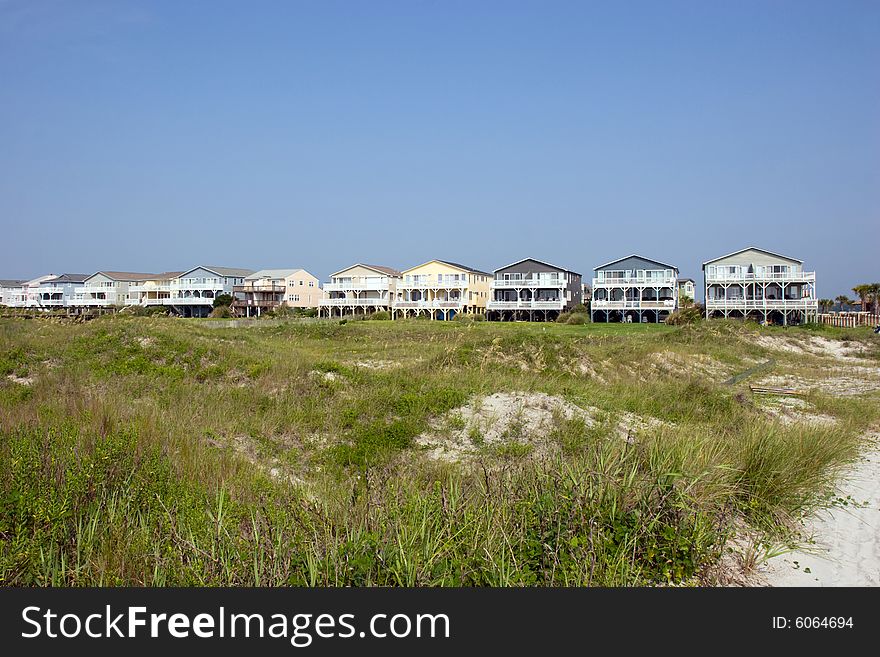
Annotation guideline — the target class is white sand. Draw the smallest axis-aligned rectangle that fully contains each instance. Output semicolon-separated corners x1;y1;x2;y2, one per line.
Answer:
757;434;880;586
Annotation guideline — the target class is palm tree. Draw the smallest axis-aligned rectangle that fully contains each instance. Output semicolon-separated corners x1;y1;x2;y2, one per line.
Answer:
852;284;870;312
818;298;834;314
868;283;880;315
835;295;851;312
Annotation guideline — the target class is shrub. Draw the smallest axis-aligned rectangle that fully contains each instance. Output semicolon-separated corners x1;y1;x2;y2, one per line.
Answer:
213;294;233;309
370;311;391;321
556;312;571;323
566;312;588;325
570;303;588;314
666;306;702;325
452;313;485;322
209;305;232;318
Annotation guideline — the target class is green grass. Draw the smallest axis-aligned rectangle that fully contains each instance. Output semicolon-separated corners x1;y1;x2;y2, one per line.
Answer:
0;315;878;586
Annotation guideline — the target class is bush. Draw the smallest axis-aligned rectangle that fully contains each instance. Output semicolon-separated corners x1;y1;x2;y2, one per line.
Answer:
570;303;588;314
566;312;588;325
556;312;571;323
213;294;233;309
452;313;485;322
666;306;702;325
370;311;391;321
209;305;232;318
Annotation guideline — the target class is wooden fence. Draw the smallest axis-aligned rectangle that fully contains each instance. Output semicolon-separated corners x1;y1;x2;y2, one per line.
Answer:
818;312;880;328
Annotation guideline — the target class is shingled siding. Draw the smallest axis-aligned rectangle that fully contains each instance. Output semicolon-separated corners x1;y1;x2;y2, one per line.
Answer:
494;259;582;307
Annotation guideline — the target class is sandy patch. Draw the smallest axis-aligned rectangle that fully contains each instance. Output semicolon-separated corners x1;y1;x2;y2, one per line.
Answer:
754;334;872;364
6;374;33;386
649;351;734;379
136;336;157;348
350;359;397;370
417;391;671;461
209;434;306;487
754;431;880;586
761;397;838;427
754;372;880;397
309;370;341;382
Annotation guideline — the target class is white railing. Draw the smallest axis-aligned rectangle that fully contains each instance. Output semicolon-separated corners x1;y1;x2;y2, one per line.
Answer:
393;300;466;309
592;299;676;310
80;286;117;295
487;300;565;310
77;298;116;306
593;277;677;287
491;278;565;289
399;280;468;289
323;282;391;293
706;298;818;309
171;283;227;292
319;298;391;307
706;271;816;283
167;296;214;305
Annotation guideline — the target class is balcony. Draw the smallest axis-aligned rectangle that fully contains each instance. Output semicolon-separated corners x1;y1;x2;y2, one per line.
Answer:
487;300;565;310
593;277;677;287
167;296;214;305
706;298;818;309
80;286;116;296
393;300;465;309
323;282;391;293
77;298;115;306
399;280;467;290
320;298;391;307
233;284;286;293
491;278;565;289
592;299;676;310
232;299;283;308
706;271;816;283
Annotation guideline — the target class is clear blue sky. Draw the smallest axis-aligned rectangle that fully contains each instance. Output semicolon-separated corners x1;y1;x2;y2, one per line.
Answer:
1;0;878;297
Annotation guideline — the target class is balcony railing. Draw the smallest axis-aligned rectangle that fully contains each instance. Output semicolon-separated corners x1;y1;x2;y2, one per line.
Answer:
233;284;286;293
706;271;816;283
592;299;676;310
80;286;117;295
319;298;391;307
393;300;465;309
491;278;565;289
323;282;392;292
487;300;565;310
399;280;468;289
593;277;677;287
232;299;283;307
706;298;818;309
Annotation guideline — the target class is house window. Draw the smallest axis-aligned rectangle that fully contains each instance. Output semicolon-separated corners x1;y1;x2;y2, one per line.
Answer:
308;281;314;287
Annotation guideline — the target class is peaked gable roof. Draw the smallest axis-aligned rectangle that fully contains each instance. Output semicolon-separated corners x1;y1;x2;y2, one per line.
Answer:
330;263;402;278
493;257;581;276
90;271;158;282
402;259;492;276
594;254;678;271
43;273;90;284
701;246;803;268
246;268;304;280
178;265;256;278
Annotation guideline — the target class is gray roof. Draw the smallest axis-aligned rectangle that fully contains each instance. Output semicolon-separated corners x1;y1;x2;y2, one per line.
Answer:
90;271;158;281
180;265;256;278
594;254;678;271
43;273;90;284
435;260;493;277
493;257;582;277
679;277;696;284
701;246;803;267
246;268;304;280
330;263;402;278
0;279;26;287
